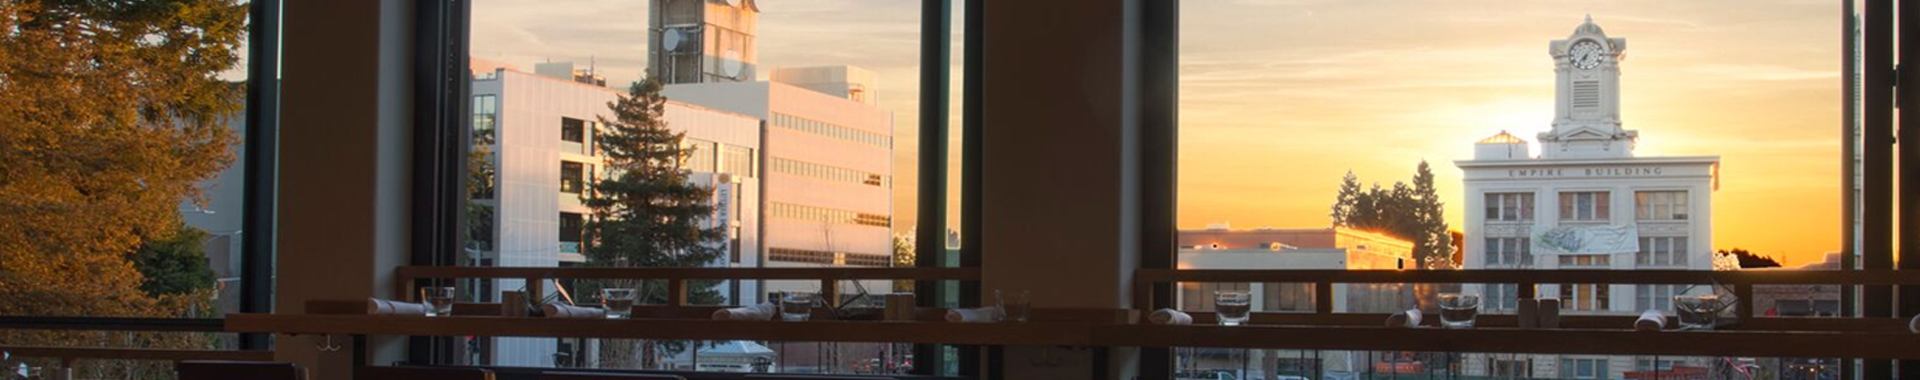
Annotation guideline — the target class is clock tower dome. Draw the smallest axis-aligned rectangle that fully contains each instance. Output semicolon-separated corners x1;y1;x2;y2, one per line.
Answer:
1541;15;1636;159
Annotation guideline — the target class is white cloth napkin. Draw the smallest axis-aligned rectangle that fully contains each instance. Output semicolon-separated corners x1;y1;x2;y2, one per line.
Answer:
1386;309;1422;328
1909;314;1919;333
542;302;607;319
944;306;1003;323
1635;309;1667;332
1147;309;1192;325
712;303;777;321
366;298;430;316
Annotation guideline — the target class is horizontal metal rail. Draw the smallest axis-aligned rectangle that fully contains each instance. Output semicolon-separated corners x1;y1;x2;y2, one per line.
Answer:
0;317;226;332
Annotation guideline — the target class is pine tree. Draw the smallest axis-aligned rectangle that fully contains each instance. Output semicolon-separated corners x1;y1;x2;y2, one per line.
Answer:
1331;171;1362;225
583;78;727;302
1409;161;1453;269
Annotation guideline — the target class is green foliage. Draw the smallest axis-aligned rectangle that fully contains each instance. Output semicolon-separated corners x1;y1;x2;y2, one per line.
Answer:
582;78;727;304
1716;248;1782;268
1331;161;1454;269
131;223;218;296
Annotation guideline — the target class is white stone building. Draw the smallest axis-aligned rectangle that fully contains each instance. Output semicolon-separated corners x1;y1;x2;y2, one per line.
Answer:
1453;17;1720;379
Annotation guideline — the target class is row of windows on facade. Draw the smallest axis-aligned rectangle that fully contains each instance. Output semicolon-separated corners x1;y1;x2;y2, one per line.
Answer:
769;157;888;188
1483;236;1690;268
767;247;892;266
1485;191;1689;222
771;112;890;148
554;211;744;263
767;202;891;228
682;138;758;178
1484;357;1686;379
1484;283;1695;314
558;154;754;195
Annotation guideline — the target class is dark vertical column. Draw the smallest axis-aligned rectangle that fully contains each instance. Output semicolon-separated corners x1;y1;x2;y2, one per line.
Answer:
959;0;987;377
239;0;282;352
914;0;954;376
410;0;471;366
1841;0;1859;319
1137;0;1178;379
1896;0;1920;375
1862;0;1895;378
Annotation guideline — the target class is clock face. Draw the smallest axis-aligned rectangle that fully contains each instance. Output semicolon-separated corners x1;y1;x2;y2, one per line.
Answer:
1570;40;1604;70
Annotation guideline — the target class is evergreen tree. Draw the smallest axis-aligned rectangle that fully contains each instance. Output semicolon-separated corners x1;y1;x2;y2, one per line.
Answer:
583;78;727;303
1327;162;1455;269
130;224;218;296
1409;161;1453;269
1331;171;1362;225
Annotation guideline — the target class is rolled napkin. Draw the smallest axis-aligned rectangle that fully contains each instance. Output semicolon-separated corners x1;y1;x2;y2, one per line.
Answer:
542;302;607;319
1634;309;1667;332
367;298;430;316
712;303;777;321
1910;313;1919;333
1147;309;1192;325
1385;308;1422;328
944;306;1004;323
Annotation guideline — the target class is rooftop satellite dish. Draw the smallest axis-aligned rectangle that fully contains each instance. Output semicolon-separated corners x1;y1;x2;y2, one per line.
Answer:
662;28;685;52
721;50;746;79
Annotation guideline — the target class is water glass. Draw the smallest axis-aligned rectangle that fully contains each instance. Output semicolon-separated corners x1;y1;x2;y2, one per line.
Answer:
1673;294;1724;330
600;288;637;319
996;289;1031;322
780;292;816;321
1213;291;1252;326
419;286;456;317
1439;293;1481;329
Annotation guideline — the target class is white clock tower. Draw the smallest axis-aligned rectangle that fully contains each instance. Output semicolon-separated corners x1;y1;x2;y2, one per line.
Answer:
1541;15;1636;159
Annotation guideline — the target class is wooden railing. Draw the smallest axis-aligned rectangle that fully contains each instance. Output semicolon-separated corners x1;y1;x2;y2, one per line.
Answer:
0;317;273;366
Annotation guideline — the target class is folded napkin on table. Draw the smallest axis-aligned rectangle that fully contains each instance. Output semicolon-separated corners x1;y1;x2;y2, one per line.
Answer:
944;306;1003;323
1147;309;1192;325
712;303;777;321
1634;309;1667;332
367;298;430;316
542;303;606;319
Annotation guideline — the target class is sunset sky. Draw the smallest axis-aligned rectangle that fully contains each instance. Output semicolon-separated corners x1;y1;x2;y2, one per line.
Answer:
472;0;1852;266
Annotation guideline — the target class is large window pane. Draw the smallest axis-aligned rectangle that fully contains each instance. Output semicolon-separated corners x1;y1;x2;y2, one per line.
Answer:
1178;1;1851;378
465;0;959;374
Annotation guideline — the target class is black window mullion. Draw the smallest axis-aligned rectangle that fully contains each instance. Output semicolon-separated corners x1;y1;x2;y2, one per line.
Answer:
238;0;283;351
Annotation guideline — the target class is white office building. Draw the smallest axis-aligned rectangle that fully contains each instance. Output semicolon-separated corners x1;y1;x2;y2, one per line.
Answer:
1454;17;1720;379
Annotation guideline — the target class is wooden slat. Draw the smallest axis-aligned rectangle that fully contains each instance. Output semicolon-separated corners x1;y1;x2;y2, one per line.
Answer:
1094;324;1920;360
0;346;274;362
396;266;980;281
224;314;1089;346
1181;311;1912;332
1136;269;1920;285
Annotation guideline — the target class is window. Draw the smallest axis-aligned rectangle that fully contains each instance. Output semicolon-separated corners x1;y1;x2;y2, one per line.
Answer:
683;139;717;173
473;95;498;145
1179;282;1251;312
1634;357;1682;372
1491;359;1530;377
561;117;586;143
720;144;755;178
1560;358;1609;379
1634;191;1689;220
1485;283;1521;311
1486;192;1534;221
771;157;889;188
1558;254;1610;267
1561;284;1611;312
1636;284;1680;312
1559;191;1610;221
769;202;892;228
1262;282;1315;312
1635;237;1688;267
559;213;584;254
560;161;586;194
1484;237;1532;267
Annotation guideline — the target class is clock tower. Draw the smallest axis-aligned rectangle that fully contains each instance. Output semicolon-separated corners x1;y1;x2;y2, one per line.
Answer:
1541;15;1636;159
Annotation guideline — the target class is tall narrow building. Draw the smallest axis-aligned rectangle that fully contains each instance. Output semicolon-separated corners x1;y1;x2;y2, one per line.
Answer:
649;0;759;84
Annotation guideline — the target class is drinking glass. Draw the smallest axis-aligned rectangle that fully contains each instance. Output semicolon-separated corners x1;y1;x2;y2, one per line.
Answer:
601;288;637;319
1673;294;1724;330
780;292;816;321
996;289;1031;322
1439;293;1481;329
1213;291;1252;326
419;286;455;317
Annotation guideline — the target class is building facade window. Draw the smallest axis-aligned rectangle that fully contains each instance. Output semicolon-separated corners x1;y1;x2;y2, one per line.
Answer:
1635;236;1688;267
473;95;497;145
767;247;890;266
1491;359;1530;377
1485;237;1533;267
683;139;717;173
1634;190;1689;220
768;202;890;227
1561;284;1610;312
1485;283;1520;311
772;112;891;148
559;212;584;254
1560;358;1609;379
720;144;755;178
1558;254;1610;267
560;161;586;194
1486;192;1535;221
561;117;586;143
1262;282;1314;312
1635;284;1680;312
771;157;890;188
1178;282;1250;312
1559;191;1611;221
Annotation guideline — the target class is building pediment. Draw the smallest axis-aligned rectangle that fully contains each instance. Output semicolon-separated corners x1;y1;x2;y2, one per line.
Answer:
1539;125;1635;142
